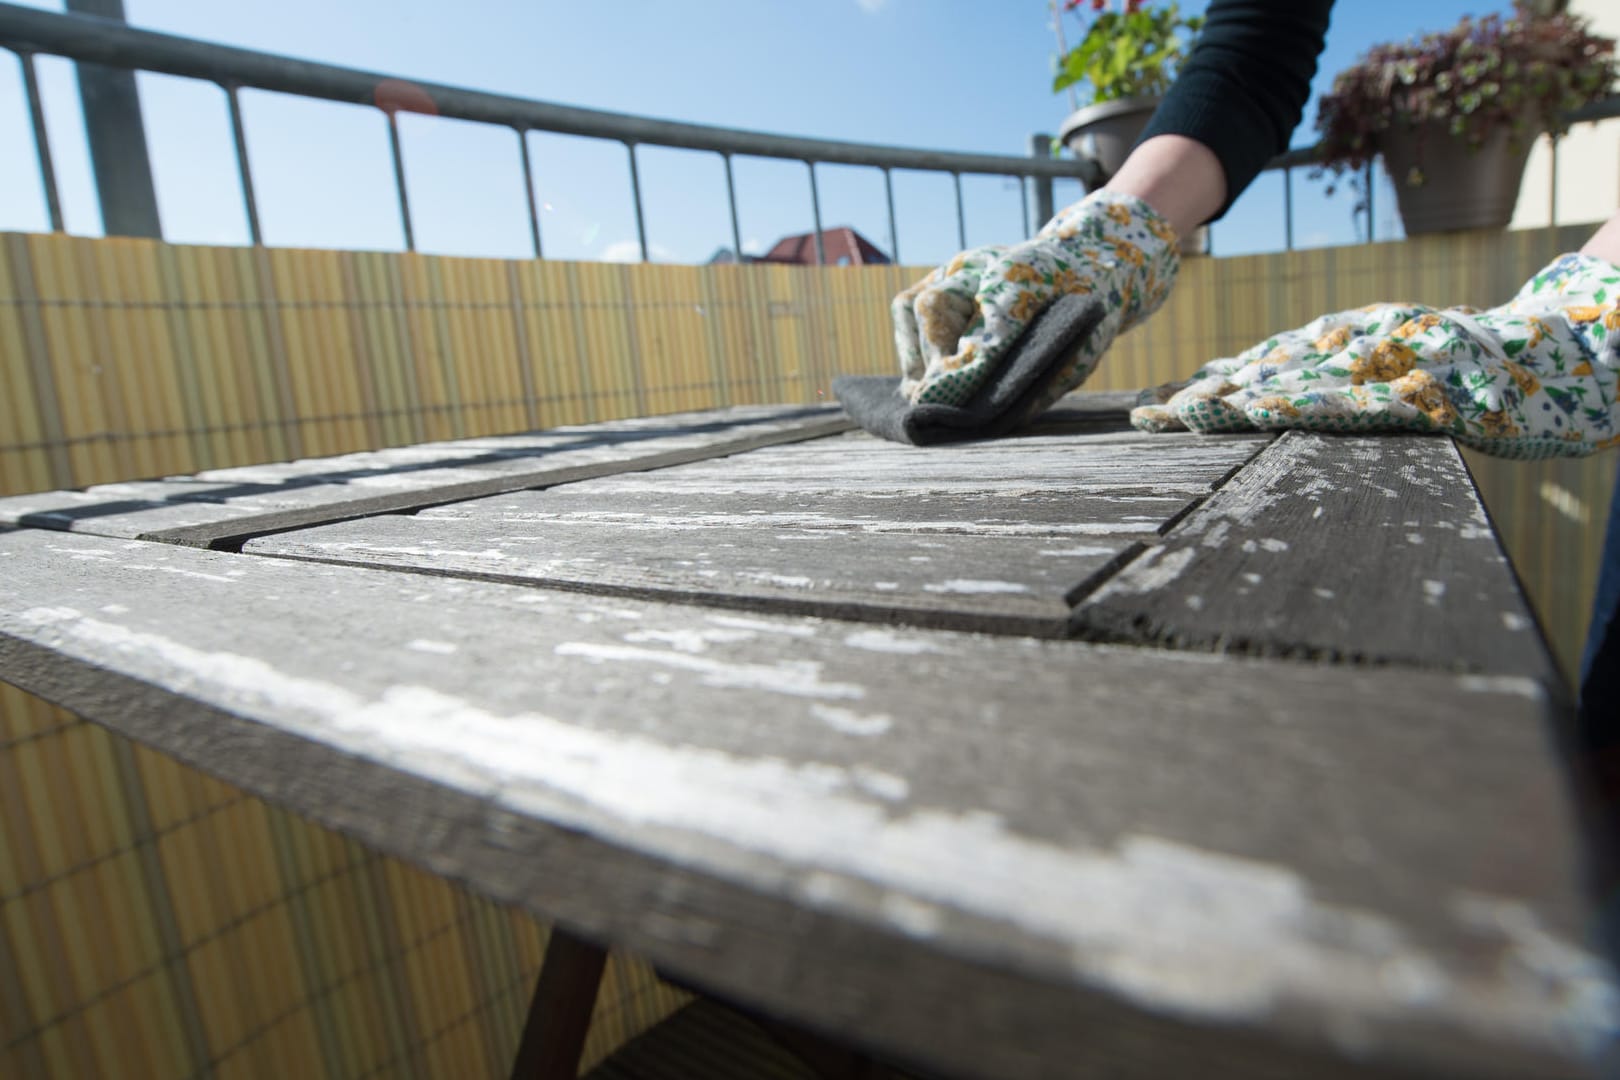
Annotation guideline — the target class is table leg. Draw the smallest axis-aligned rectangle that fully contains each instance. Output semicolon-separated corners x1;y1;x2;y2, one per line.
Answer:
509;928;608;1080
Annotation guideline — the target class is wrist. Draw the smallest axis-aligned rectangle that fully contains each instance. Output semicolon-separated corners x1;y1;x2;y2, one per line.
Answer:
1103;134;1226;240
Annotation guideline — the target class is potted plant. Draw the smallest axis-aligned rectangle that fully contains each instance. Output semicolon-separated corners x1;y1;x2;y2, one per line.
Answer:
1053;0;1204;181
1314;2;1617;234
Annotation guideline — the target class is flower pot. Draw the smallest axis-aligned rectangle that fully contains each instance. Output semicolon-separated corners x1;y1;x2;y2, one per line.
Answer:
1058;96;1161;185
1380;121;1540;234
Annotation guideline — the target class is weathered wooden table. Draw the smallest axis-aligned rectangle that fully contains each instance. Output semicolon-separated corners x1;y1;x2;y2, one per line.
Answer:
1;393;1613;1078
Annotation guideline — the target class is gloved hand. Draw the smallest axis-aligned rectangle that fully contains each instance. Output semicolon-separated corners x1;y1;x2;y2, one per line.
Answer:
891;190;1182;418
1132;253;1620;459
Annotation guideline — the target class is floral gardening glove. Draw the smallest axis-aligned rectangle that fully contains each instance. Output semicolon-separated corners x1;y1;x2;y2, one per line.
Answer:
892;190;1181;417
1131;253;1620;459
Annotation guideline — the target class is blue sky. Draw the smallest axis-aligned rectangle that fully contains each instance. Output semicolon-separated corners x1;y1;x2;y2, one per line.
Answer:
0;0;1505;264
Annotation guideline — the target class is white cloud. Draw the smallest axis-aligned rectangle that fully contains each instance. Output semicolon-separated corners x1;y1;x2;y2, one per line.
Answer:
599;239;677;263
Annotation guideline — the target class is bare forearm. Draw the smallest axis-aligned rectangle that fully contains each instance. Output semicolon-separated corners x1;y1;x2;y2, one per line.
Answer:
1103;135;1227;240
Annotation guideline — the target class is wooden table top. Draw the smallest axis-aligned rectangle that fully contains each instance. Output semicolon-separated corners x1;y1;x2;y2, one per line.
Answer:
0;393;1611;1079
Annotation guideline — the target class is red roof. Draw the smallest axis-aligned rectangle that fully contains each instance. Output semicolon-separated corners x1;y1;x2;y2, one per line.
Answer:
759;227;890;266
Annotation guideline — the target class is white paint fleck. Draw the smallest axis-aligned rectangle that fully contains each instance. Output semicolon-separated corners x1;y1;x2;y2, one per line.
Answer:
740;573;813;589
922;580;1030;595
1406;533;1425;545
1258;538;1289;553
1456;675;1545;701
1242;573;1262;586
623;627;756;653
907;556;932;563
872;582;900;591
1313;506;1325;519
810;705;893;737
99;604;130;615
1314;588;1336;600
1109;547;1195;594
1422;580;1446;606
1185;595;1204;612
1502;612;1531;632
707;615;815;637
407;639;458;655
853;767;909;802
1037;546;1116;558
842;630;942;655
554;642;863;700
881;893;944;939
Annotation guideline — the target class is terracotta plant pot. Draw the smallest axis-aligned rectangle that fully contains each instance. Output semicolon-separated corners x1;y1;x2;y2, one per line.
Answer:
1380;121;1540;234
1058;96;1161;183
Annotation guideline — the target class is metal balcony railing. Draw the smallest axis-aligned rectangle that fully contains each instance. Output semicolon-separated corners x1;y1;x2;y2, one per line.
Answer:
3;1;1618;262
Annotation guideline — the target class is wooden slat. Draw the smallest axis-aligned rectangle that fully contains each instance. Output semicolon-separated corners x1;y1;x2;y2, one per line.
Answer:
243;512;1138;636
244;422;1265;634
0;406;848;548
1070;431;1562;688
0;529;1604;1080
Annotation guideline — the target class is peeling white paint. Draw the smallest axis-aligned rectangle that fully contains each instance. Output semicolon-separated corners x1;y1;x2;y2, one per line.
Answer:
1456;675;1545;701
1037;546;1118;558
1314;588;1336;600
881;893;944;939
842;630;942;655
407;639;458;655
922;580;1030;595
1108;547;1195;594
624;627;756;653
1502;612;1531;632
706;615;815;637
738;573;813;589
1185;595;1204;612
10;602;1613;1057
810;704;893;737
1423;581;1447;606
555;642;864;700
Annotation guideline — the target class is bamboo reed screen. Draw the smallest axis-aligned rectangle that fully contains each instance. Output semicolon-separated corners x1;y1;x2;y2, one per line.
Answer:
1;222;1612;1078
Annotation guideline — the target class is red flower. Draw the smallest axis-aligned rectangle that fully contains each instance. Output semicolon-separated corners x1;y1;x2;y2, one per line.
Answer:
1091;0;1107;10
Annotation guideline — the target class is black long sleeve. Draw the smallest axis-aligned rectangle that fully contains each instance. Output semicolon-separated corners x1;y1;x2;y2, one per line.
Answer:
1137;0;1334;220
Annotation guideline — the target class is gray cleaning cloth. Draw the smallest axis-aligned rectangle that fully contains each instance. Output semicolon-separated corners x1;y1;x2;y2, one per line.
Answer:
832;293;1107;445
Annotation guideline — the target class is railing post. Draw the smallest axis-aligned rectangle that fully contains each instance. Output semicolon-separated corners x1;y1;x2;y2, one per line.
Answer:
951;171;967;250
722;152;743;264
883;167;900;264
1029;133;1054;231
65;0;161;237
517;128;543;259
224;83;262;245
625;141;648;263
17;50;63;232
385;110;415;251
1018;173;1030;241
1283;166;1293;252
806;161;824;265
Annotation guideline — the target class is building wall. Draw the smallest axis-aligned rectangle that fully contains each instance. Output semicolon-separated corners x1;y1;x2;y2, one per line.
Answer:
1510;0;1620;230
2;222;1615;1077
